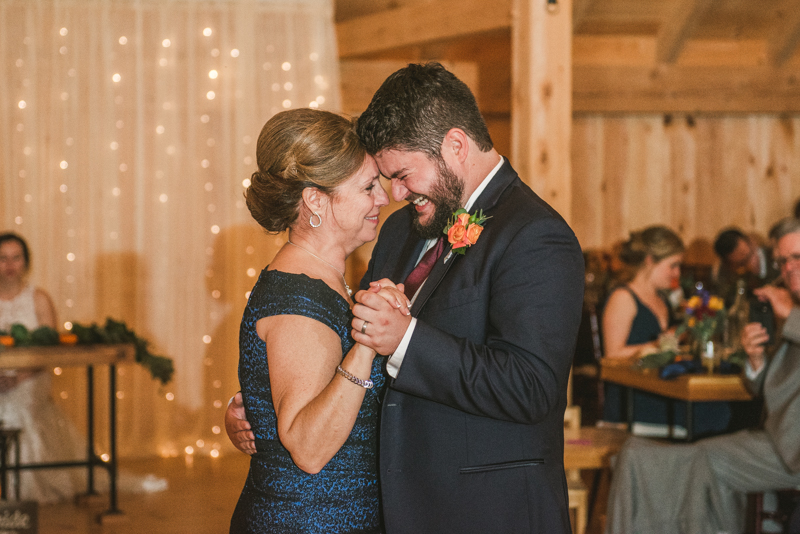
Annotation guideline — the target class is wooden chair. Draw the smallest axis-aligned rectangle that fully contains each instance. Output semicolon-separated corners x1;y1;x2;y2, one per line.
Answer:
746;489;800;534
564;404;589;534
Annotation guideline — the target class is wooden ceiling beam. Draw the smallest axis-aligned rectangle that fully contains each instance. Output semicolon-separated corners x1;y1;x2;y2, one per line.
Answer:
574;35;767;67
573;65;800;113
767;7;800;66
655;0;714;64
336;0;512;58
573;0;595;29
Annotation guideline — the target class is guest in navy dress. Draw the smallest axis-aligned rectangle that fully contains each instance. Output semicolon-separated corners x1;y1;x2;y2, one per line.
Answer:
601;225;730;438
229;109;392;533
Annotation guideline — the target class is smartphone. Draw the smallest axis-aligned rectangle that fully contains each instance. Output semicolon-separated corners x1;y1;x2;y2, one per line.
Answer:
748;297;775;346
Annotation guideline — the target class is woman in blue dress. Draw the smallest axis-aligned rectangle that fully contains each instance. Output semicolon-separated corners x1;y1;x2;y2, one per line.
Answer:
601;226;730;438
230;109;393;533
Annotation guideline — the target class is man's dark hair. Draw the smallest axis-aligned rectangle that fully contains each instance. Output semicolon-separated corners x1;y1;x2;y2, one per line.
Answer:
356;62;493;158
713;228;747;260
0;232;30;270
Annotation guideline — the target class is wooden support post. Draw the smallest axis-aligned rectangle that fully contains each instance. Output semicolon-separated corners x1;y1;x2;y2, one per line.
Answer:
511;0;573;222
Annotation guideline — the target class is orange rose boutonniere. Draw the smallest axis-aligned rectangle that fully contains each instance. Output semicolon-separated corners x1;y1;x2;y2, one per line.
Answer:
444;208;490;255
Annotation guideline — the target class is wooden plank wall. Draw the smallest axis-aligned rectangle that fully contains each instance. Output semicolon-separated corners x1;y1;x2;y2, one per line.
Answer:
571;114;800;260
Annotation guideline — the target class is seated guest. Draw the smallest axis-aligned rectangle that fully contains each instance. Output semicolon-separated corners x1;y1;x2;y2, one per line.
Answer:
713;227;779;304
0;232;86;501
602;226;730;437
0;232;166;501
605;217;800;534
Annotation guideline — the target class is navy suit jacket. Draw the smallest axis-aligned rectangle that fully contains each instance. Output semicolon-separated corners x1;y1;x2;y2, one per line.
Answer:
361;160;585;533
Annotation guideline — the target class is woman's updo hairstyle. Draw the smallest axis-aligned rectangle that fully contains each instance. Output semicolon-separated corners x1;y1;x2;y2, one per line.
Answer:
245;108;367;233
619;225;684;268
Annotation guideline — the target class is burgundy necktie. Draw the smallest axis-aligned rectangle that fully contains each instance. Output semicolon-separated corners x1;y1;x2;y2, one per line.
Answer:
403;237;445;299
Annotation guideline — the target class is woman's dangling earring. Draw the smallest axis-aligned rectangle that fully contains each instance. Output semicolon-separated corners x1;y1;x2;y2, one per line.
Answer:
310;212;322;228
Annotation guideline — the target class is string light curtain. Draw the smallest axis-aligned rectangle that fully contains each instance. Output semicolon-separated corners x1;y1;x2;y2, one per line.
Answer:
0;0;340;458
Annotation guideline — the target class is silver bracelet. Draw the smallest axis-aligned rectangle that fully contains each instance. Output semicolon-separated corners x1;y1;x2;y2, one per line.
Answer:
336;365;373;389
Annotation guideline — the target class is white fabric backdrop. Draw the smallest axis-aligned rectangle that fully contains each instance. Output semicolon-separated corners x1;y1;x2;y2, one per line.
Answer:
0;0;340;457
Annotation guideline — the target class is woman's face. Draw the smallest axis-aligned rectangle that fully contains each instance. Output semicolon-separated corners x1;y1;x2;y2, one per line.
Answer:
649;252;683;290
329;155;389;247
0;240;28;283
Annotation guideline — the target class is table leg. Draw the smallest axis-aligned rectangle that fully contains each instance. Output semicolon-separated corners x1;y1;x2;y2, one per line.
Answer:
13;434;20;501
626;387;634;430
101;363;123;518
1;434;7;500
666;398;675;439
86;365;96;494
686;401;694;442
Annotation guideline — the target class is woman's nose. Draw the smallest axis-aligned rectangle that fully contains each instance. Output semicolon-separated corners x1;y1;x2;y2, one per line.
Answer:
376;184;390;207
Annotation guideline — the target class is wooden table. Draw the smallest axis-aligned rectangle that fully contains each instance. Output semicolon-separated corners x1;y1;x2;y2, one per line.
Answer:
0;344;133;518
564;426;629;471
600;360;753;441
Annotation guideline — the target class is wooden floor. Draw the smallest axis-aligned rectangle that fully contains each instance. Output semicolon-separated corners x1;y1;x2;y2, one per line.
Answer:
35;454;609;533
38;454;251;534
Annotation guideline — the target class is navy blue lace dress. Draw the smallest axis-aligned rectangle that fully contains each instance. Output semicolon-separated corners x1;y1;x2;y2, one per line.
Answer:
230;269;384;534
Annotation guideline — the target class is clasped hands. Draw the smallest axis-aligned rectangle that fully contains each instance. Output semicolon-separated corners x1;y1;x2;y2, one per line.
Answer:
350;278;413;356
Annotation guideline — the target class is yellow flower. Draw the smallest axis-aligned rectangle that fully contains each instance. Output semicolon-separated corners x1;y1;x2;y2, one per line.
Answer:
687;296;702;309
688;317;696;328
708;296;724;311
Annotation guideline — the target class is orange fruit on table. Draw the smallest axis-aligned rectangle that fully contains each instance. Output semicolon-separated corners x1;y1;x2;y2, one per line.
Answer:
0;335;14;347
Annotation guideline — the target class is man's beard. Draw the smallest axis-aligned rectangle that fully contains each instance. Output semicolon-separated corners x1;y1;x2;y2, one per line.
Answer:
411;158;465;239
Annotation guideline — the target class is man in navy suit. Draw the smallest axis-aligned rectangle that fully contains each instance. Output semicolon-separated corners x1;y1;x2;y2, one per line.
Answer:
227;63;584;533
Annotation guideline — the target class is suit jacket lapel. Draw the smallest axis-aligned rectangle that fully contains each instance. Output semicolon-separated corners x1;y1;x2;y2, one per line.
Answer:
411;159;518;315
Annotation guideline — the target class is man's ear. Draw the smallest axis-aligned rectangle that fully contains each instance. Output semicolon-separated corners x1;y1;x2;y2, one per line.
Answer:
442;128;469;165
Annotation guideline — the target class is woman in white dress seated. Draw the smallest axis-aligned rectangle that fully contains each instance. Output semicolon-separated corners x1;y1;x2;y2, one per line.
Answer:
0;232;91;502
0;232;167;503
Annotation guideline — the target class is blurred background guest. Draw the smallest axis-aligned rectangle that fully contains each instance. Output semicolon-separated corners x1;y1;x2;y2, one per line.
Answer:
0;232;86;502
605;217;800;534
0;232;167;502
601;225;730;437
713;227;779;305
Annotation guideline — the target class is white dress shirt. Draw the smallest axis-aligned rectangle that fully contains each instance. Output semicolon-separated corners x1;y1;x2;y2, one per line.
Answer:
386;155;504;378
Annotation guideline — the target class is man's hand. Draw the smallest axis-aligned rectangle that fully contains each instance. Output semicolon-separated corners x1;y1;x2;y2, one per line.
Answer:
753;285;794;320
367;279;411;316
225;392;256;455
352;286;412;355
741;322;769;372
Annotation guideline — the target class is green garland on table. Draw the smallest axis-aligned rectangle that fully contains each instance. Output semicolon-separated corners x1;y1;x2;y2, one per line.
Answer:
639;348;748;370
0;318;174;385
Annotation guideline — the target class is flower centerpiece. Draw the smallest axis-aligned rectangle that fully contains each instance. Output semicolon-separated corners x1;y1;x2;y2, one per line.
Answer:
676;289;727;364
